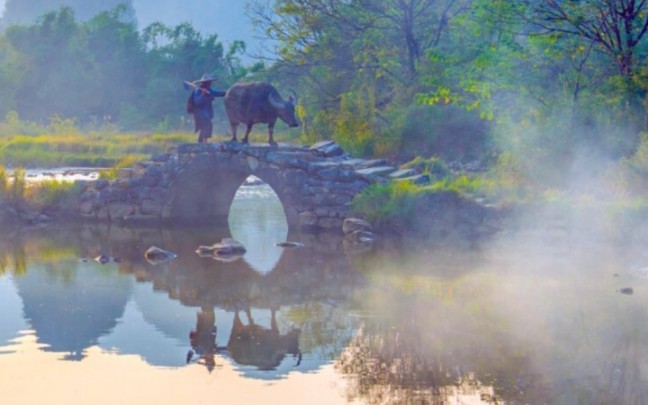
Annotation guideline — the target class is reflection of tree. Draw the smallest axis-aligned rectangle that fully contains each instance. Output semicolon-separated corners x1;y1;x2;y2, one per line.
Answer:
0;236;28;276
584;305;648;405
336;240;648;405
336;327;502;405
0;227;133;361
16;265;132;360
283;302;356;361
0;227;86;277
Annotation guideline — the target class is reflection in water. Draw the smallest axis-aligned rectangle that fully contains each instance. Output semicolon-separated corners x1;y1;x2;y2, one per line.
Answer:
225;308;302;370
228;179;288;273
16;263;132;360
0;276;28;352
1;197;648;403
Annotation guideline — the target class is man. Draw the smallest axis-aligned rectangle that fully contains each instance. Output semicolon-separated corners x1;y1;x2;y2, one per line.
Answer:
188;74;226;143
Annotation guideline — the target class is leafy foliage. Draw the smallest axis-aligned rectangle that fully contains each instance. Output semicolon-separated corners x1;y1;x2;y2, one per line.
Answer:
2;1;648;203
0;6;257;131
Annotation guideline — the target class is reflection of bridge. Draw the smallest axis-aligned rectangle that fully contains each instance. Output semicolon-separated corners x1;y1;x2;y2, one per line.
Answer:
77;141;420;230
109;225;365;374
110;226;364;310
3;225;364;373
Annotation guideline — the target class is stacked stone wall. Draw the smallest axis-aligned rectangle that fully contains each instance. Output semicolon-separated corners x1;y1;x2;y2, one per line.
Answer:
76;141;413;231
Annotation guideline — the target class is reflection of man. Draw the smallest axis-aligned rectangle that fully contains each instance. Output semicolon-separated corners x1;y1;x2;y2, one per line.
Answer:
187;74;226;143
187;307;217;372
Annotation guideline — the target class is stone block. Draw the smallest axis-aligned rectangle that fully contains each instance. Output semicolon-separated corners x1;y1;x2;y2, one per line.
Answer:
355;166;397;177
299;211;318;227
109;203;135;219
141;199;162;216
317;217;343;229
388;168;416;179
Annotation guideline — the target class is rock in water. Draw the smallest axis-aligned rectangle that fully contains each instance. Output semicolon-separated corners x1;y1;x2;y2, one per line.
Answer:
196;238;246;258
144;246;177;264
275;241;304;248
618;287;634;295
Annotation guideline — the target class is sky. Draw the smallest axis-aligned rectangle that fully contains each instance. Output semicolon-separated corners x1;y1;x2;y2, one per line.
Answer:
132;0;273;58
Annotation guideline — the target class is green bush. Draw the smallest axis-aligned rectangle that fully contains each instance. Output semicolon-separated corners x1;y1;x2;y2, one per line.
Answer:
351;181;422;231
332;89;378;157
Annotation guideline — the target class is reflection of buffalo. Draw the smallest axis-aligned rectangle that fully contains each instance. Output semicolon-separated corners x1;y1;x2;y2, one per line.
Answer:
187;307;302;372
227;308;302;370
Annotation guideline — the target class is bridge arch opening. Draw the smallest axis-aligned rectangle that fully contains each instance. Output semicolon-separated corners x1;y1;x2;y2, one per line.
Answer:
228;175;288;274
166;159;297;229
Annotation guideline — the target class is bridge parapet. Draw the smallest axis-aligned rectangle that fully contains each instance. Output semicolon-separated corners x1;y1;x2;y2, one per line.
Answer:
76;141;419;231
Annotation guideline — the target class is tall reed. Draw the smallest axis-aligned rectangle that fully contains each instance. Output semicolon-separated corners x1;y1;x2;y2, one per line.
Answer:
10;167;26;202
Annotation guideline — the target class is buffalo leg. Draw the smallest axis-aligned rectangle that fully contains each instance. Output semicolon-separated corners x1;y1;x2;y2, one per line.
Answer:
242;123;253;144
268;124;277;146
230;122;238;142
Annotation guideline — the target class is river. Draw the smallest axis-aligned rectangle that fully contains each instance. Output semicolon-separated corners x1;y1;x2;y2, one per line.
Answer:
0;180;647;404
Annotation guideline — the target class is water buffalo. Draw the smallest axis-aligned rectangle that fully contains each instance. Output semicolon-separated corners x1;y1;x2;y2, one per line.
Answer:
224;82;299;146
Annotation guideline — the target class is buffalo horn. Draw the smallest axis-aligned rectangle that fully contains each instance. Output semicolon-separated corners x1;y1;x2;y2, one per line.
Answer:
288;89;298;104
268;91;285;109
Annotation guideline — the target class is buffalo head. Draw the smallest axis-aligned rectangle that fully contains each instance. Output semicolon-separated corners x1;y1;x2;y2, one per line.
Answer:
269;90;300;128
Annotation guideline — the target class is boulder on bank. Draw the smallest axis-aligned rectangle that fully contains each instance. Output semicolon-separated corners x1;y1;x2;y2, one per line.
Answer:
342;218;375;255
343;217;373;234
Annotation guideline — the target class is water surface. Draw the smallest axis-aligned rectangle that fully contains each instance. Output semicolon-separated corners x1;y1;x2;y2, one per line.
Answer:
1;184;647;404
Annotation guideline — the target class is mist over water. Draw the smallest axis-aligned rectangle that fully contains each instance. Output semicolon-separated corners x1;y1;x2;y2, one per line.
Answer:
1;178;647;403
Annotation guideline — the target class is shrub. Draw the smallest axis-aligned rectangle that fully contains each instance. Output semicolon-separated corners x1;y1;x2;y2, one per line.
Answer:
26;179;79;209
332;89;377;157
351;181;422;231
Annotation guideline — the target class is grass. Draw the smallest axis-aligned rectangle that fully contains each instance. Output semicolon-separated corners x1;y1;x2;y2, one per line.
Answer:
351;177;486;233
100;155;142;180
0;163;84;214
0;132;198;168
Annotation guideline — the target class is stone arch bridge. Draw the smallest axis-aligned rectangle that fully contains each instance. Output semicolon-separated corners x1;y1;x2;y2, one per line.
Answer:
77;141;424;231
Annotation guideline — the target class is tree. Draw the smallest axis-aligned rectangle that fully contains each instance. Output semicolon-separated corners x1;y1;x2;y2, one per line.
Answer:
4;7;92;121
524;0;648;80
82;5;146;124
0;37;27;117
249;0;482;160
